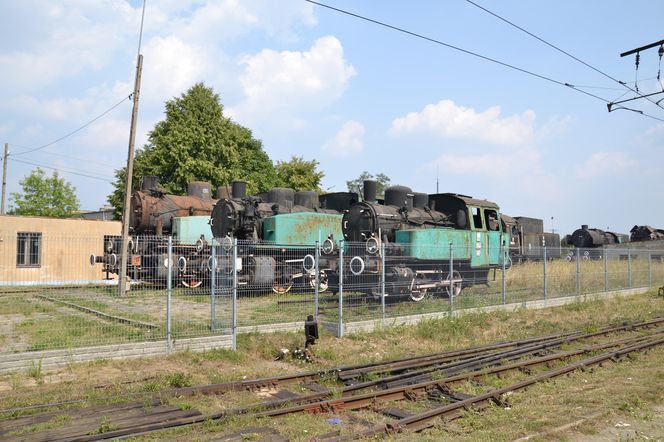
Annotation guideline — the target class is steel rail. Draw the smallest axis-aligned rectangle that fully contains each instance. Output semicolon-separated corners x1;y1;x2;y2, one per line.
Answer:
3;317;663;424
58;330;664;441
340;336;664;440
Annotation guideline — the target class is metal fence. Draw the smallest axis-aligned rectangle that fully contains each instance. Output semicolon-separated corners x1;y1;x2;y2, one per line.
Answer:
1;232;663;354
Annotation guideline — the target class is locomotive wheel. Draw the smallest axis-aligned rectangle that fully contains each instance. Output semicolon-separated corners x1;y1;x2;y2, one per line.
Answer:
409;273;431;302
308;271;329;292
272;280;293;294
445;270;462;298
182;279;203;288
409;288;427;302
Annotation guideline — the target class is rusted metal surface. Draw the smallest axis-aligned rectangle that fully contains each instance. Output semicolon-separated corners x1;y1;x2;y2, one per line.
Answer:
130;190;217;234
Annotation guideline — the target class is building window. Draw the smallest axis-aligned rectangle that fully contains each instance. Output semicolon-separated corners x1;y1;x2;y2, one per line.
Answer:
17;232;41;267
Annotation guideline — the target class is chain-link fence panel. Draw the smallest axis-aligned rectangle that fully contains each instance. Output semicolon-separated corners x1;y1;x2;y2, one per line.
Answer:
230;240;319;328
0;233;167;353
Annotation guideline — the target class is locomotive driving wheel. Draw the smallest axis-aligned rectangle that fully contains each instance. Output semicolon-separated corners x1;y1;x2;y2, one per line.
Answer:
308;270;329;292
445;270;462;298
272;279;293;294
409;273;429;302
182;278;203;288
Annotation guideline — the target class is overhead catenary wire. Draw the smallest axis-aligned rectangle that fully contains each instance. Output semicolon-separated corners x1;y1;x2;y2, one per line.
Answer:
305;0;664;122
463;0;664;112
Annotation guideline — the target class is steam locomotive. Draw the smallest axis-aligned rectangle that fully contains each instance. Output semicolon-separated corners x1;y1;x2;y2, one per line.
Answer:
501;215;561;263
319;180;510;301
208;183;357;293
91;177;219;287
92;176;359;292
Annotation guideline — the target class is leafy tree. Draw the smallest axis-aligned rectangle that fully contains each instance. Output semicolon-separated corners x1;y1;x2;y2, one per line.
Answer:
346;171;391;200
9;168;80;217
275;156;324;192
108;83;278;217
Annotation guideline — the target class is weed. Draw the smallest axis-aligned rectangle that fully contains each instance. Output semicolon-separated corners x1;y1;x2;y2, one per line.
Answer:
95;416;118;434
165;372;193;388
27;359;43;384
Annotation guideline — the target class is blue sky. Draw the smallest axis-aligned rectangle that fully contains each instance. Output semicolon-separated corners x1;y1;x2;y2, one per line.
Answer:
1;0;662;236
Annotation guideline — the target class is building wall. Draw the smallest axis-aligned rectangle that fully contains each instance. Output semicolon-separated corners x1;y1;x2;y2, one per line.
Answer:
0;215;121;285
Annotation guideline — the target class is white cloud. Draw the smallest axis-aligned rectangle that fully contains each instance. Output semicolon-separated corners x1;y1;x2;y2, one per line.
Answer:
140;36;210;103
228;36;356;128
322;121;365;157
390;100;536;146
171;0;316;43
575;152;638;179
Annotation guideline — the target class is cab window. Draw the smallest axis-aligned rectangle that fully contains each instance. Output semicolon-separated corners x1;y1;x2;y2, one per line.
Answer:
471;207;483;230
484;209;500;231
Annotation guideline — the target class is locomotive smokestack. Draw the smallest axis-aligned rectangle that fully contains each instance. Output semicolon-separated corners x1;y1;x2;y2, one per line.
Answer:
141;175;159;191
582;224;588;230
363;180;377;203
231;181;247;199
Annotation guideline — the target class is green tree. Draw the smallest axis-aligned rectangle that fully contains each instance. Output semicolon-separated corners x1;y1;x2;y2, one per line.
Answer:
108;83;278;217
9;168;80;217
275;156;324;192
346;171;391;200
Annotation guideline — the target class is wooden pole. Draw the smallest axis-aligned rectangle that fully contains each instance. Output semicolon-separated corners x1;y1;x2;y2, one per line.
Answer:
1;143;8;214
119;54;143;296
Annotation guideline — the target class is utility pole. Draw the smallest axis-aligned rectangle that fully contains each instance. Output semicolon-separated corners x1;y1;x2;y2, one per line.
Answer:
1;143;7;215
118;54;144;296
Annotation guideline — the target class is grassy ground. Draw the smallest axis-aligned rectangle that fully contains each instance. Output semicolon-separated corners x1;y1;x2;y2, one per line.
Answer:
1;258;663;352
0;290;663;441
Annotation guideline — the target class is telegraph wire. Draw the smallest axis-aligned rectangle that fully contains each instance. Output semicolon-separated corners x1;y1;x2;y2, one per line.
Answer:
11;94;132;157
10;156;116;179
305;0;664;122
8;143;125;169
9;158;114;183
463;0;664;112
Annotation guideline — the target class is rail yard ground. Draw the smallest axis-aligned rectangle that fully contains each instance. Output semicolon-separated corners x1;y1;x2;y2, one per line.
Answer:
1;290;664;441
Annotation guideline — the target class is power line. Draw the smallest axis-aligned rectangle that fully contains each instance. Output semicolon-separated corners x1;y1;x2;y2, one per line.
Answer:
8;143;124;169
11;95;131;157
463;0;664;113
305;0;664;122
9;158;115;183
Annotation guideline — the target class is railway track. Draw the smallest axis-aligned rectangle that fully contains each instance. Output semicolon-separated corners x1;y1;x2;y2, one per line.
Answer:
2;317;663;441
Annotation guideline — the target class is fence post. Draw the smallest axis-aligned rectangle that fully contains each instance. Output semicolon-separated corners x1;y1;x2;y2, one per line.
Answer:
314;241;320;320
210;240;216;331
449;243;454;312
604;249;609;293
627;249;632;289
576;248;581;296
338;240;344;338
501;240;506;305
648;251;652;288
380;242;386;325
543;247;548;301
232;238;238;350
166;236;173;351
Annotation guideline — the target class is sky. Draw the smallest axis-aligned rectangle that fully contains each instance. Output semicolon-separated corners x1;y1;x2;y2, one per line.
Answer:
0;0;663;236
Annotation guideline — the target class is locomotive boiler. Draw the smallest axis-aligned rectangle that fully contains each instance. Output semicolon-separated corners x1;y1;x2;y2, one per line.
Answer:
567;224;630;260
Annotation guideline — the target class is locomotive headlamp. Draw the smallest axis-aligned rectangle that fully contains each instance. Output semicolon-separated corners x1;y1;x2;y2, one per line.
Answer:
366;237;379;255
177;256;187;272
220;235;233;252
322;238;335;254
